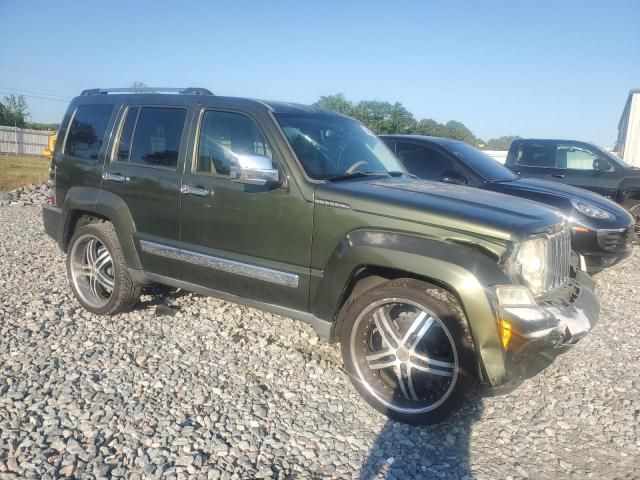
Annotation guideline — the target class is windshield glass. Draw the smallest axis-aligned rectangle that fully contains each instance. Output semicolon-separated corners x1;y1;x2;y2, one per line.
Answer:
444;142;518;182
274;113;403;180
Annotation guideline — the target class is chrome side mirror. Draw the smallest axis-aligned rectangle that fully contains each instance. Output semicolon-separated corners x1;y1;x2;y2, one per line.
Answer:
229;154;280;186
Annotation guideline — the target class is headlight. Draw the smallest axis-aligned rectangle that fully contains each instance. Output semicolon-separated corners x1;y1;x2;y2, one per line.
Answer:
570;199;613;220
515;237;548;295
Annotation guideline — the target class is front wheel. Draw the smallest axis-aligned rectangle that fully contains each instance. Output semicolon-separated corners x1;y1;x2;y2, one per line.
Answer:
624;200;640;242
340;278;477;424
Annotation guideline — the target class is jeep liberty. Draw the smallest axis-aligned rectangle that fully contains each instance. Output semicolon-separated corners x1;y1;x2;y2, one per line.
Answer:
43;88;599;424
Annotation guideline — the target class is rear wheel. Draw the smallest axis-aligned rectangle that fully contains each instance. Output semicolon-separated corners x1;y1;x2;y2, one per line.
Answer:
340;278;477;425
67;222;141;314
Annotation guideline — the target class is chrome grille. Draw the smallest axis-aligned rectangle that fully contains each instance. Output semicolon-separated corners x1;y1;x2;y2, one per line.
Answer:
545;228;571;292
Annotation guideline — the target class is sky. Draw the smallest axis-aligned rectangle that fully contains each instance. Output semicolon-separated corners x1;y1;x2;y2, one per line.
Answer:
1;0;638;147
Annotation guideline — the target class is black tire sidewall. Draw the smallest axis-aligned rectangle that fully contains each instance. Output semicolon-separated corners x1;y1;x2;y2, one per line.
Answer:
340;280;477;425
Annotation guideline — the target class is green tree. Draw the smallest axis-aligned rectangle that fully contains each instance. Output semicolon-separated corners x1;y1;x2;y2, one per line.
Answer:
315;93;354;116
485;135;520;150
315;93;483;145
1;94;29;127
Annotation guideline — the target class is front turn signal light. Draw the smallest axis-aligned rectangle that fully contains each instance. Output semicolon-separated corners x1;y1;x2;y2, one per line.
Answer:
500;319;512;349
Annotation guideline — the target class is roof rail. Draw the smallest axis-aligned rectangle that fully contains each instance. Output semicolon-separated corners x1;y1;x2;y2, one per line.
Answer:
80;87;214;96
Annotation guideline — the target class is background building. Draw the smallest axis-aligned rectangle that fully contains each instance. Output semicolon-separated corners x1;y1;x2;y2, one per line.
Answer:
616;89;640;166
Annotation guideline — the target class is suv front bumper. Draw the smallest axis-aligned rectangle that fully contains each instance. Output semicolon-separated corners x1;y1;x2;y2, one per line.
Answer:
486;270;599;394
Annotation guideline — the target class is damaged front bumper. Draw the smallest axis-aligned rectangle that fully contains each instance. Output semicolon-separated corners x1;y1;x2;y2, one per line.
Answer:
485;270;599;394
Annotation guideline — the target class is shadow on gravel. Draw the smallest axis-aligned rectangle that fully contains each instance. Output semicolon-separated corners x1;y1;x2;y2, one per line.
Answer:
359;396;483;479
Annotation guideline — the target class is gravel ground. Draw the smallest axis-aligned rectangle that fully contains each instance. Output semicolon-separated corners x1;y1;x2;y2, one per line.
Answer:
1;204;639;479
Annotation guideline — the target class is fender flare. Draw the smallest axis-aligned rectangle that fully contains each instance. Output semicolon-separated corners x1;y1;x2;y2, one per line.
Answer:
61;187;142;269
313;229;510;385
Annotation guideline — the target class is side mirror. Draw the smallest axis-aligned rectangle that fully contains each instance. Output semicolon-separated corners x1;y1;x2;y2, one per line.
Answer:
593;158;612;172
230;154;281;187
441;171;468;185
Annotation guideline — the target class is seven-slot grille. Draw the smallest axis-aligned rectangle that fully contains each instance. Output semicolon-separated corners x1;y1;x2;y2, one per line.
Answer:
545;227;572;292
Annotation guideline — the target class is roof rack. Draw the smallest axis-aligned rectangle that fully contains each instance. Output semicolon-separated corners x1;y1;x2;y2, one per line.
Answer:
80;87;214;96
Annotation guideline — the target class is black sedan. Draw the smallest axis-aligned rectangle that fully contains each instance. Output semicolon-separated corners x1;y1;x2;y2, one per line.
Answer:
381;135;634;273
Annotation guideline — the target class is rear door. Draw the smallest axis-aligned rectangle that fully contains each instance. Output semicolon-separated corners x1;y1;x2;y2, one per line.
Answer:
508;141;559;180
102;103;190;278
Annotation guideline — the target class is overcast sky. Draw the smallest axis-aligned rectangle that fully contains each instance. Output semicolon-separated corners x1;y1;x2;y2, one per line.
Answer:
1;0;638;146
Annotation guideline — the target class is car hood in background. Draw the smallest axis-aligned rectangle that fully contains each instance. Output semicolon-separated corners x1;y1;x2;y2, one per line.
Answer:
488;178;633;228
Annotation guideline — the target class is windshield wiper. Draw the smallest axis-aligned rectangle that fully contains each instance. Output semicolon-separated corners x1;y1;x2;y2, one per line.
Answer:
325;171;372;182
387;170;404;177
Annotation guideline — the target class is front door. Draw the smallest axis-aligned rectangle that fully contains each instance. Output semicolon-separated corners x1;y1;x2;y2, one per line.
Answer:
549;141;620;198
180;109;313;311
102;104;189;278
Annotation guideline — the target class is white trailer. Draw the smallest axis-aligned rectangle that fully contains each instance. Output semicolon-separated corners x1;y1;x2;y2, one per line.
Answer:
616;89;640;166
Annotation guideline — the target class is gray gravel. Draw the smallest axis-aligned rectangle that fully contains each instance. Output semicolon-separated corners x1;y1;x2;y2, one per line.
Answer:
0;204;639;479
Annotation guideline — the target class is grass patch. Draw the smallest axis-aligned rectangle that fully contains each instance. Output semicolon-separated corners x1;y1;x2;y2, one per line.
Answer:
0;154;50;191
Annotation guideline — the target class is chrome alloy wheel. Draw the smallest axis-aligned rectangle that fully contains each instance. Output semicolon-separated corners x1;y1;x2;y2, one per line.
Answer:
69;234;115;309
349;298;459;414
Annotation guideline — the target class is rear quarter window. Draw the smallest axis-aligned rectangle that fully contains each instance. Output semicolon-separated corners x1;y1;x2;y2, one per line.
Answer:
64;104;114;161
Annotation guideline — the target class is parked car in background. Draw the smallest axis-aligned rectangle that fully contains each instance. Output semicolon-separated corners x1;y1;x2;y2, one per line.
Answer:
43;88;599;424
381;135;634;273
505;138;640;235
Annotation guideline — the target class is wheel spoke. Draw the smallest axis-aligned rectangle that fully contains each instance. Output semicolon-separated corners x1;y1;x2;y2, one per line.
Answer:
373;308;400;348
406;365;419;401
396;365;415;400
367;358;397;370
94;248;110;268
95;270;114;290
365;349;395;362
410;352;455;377
86;239;98;265
402;312;434;348
89;272;100;298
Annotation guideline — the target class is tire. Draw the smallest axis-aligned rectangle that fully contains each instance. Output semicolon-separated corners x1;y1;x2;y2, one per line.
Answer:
340;278;477;425
66;222;141;315
623;200;640;242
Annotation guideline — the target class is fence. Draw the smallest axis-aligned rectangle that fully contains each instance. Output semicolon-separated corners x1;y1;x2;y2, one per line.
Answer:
0;126;55;156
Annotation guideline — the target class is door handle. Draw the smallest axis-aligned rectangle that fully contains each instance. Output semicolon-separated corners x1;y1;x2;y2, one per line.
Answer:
551;174;566;178
181;185;210;197
103;172;128;183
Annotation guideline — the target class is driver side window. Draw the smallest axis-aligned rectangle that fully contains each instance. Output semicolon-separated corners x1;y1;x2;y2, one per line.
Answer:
196;111;273;176
555;144;599;170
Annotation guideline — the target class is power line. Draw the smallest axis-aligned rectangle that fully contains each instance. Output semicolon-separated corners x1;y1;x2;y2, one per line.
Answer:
0;85;72;99
0;91;69;103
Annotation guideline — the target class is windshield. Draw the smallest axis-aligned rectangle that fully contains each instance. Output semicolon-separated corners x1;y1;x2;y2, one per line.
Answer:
275;113;403;180
444;142;518;182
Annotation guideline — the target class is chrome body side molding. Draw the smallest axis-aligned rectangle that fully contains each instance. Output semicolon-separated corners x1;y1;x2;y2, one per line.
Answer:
139;240;299;288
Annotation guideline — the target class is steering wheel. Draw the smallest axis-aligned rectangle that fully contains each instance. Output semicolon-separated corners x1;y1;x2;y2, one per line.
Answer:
346;160;369;174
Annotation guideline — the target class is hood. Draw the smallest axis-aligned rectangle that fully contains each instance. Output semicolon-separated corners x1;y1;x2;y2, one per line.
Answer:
315;176;564;242
488;178;633;228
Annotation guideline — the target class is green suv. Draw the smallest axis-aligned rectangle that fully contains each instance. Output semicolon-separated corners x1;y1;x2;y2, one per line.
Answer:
43;87;599;424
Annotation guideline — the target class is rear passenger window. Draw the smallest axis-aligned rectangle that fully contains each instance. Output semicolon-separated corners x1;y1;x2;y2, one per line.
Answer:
514;144;552;167
65;104;114;161
196;110;273;176
116;106;187;168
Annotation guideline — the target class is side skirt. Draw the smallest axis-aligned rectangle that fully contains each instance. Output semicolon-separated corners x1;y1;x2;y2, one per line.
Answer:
129;269;335;341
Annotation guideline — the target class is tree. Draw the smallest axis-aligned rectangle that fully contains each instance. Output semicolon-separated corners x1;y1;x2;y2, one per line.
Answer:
484;135;520;150
315;93;354;116
314;93;483;145
0;94;29;128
